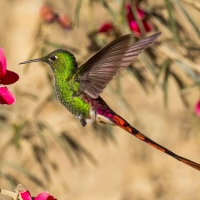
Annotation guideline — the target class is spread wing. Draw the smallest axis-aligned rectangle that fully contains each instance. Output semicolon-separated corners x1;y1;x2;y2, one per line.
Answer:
75;32;161;99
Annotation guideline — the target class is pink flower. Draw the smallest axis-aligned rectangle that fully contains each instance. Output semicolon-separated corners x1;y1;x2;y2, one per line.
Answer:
136;7;146;20
40;5;57;23
17;184;57;200
40;5;72;31
98;22;113;33
57;14;72;29
125;3;146;22
195;100;200;116
129;20;152;37
0;48;19;105
125;3;153;37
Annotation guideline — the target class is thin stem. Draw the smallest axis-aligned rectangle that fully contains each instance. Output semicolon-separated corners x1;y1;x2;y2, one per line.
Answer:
0;189;22;200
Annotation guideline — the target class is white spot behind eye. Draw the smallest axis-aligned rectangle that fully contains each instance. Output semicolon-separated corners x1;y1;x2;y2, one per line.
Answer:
49;55;58;62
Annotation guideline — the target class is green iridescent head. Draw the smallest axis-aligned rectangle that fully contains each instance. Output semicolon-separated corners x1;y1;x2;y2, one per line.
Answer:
19;49;78;73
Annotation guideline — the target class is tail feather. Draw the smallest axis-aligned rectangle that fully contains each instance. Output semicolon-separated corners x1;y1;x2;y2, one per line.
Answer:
111;114;200;171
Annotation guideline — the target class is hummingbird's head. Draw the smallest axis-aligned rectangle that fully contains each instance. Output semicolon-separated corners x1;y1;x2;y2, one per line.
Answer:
19;49;77;73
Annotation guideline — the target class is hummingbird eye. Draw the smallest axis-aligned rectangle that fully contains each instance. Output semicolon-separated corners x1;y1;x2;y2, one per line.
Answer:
49;55;57;62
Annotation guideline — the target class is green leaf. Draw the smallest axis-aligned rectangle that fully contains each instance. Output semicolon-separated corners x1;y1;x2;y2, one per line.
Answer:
92;122;115;142
170;71;189;107
115;75;122;94
11;120;30;149
154;58;172;87
165;0;180;43
175;60;199;82
162;64;170;107
37;120;76;165
34;120;48;150
120;0;130;33
74;0;83;27
99;0;118;21
108;85;136;115
61;132;97;165
0;160;44;187
30;144;50;181
172;0;200;39
130;3;146;37
139;52;157;77
0;169;17;189
126;66;149;93
181;82;200;94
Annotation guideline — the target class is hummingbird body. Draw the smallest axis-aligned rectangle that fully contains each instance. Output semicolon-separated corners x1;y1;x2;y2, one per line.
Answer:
50;50;118;125
50;50;91;120
20;33;200;171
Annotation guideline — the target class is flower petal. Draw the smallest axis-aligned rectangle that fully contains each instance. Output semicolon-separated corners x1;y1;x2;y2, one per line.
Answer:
40;5;56;23
35;192;49;200
142;20;153;32
195;100;200;116
0;70;19;85
136;7;146;20
125;3;146;22
57;14;72;29
19;190;32;200
35;192;57;200
125;3;134;23
129;20;153;36
47;195;57;200
0;48;7;78
0;87;16;105
98;22;113;33
129;21;141;36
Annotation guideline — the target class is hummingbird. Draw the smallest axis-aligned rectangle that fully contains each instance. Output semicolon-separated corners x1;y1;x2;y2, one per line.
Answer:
20;33;200;171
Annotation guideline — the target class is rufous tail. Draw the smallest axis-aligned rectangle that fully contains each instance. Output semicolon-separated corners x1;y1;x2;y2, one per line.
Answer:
111;114;200;171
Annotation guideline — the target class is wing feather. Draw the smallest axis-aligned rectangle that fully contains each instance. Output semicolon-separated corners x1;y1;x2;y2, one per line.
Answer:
76;32;161;99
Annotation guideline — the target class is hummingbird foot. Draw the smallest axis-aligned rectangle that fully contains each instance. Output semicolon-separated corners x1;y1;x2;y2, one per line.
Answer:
80;119;87;127
96;114;115;125
79;108;96;127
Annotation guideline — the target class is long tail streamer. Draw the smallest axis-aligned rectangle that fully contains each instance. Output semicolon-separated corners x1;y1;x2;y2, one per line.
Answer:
112;114;200;171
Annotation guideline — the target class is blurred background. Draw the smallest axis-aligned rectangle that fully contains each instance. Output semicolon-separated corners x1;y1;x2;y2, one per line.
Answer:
0;0;200;200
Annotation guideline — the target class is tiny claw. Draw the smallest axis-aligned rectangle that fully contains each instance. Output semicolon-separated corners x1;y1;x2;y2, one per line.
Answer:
80;119;87;127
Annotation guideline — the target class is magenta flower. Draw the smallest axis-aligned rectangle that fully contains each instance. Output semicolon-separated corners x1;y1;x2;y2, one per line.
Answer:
0;48;19;105
40;5;72;31
17;184;57;200
195;100;200;116
129;20;152;37
40;5;57;23
57;14;72;29
97;4;152;36
98;22;113;33
126;3;146;21
125;3;153;37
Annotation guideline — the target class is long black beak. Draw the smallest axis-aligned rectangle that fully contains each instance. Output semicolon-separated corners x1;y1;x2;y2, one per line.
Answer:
19;58;44;65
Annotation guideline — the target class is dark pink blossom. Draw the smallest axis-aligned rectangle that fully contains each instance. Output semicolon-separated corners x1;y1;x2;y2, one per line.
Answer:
129;20;152;37
195;100;200;116
17;185;57;200
136;7;146;20
0;48;19;105
40;5;57;23
40;5;72;31
125;3;146;22
125;3;153;37
57;14;72;29
98;22;113;33
0;87;16;105
35;192;56;200
0;48;6;77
